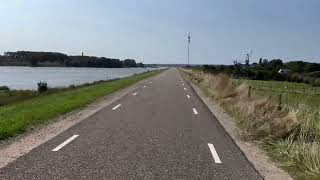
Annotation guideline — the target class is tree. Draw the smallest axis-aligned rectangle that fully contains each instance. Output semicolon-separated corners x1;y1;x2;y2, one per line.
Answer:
269;59;283;69
286;61;306;73
305;63;320;72
263;59;268;64
137;62;145;68
123;59;137;67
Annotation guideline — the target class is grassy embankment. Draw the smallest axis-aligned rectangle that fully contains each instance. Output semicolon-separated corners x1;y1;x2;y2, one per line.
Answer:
0;70;161;140
183;69;320;180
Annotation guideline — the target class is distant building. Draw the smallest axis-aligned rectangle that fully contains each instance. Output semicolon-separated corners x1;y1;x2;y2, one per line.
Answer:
278;69;290;74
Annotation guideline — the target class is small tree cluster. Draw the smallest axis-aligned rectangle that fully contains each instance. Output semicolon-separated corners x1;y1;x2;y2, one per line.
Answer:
0;86;9;91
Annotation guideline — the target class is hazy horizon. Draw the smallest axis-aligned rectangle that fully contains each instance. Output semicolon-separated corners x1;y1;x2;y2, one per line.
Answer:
1;0;319;65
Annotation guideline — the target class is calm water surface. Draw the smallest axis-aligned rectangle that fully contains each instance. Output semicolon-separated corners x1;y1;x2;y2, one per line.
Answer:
0;66;158;90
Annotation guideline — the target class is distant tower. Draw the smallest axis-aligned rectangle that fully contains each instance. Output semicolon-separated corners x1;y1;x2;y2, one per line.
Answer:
245;50;253;66
82;52;84;56
187;33;191;65
245;53;250;66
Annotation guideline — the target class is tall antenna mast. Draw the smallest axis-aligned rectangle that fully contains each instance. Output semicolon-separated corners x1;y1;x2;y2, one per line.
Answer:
245;49;253;66
188;33;191;65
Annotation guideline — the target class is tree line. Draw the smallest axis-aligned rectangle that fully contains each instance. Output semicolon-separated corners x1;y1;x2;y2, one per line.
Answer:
0;51;144;68
200;59;320;86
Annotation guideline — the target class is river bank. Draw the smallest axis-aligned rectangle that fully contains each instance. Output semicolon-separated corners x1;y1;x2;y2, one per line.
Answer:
0;70;162;140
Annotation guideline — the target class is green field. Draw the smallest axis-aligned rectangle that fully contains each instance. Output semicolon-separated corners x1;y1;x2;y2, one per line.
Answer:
234;79;320;109
0;70;161;140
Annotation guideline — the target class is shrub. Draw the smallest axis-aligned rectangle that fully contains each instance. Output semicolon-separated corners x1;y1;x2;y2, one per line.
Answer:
314;78;320;86
289;73;303;83
37;81;48;93
303;76;315;84
0;86;10;91
68;84;76;89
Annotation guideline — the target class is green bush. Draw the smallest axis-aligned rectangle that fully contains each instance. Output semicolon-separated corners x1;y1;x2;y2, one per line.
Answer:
0;86;9;91
37;81;48;93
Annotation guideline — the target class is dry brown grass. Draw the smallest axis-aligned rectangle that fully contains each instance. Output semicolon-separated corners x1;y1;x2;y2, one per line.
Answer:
184;70;299;139
183;69;320;178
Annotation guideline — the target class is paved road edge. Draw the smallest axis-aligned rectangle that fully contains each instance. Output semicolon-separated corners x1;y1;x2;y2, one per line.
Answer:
181;71;293;180
0;71;164;169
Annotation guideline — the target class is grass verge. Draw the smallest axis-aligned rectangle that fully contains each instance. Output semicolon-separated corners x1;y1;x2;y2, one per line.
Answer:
183;69;320;180
0;70;161;140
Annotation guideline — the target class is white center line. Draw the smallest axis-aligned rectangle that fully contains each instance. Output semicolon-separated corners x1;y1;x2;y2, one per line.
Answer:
112;104;121;110
184;87;187;91
193;108;198;115
208;143;222;164
52;135;79;152
149;81;152;84
182;83;185;86
187;94;190;99
132;92;137;96
143;85;147;88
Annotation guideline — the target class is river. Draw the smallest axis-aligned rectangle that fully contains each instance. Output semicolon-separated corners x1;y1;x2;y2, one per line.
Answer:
0;66;159;90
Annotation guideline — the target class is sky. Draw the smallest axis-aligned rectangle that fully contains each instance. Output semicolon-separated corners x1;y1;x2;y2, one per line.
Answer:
0;0;319;64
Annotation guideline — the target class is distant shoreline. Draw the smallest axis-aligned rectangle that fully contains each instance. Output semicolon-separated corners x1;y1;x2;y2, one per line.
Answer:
0;51;145;68
0;65;148;68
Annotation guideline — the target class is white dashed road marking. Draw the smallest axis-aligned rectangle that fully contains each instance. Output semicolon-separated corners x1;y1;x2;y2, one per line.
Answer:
193;108;198;115
132;92;137;96
208;143;222;164
184;88;187;91
187;94;190;99
112;104;121;110
52;135;79;152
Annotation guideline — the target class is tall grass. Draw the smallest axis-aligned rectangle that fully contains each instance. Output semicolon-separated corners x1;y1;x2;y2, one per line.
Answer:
0;70;161;140
184;69;320;179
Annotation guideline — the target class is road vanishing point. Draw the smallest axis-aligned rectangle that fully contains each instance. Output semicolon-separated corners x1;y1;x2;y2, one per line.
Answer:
0;69;262;179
